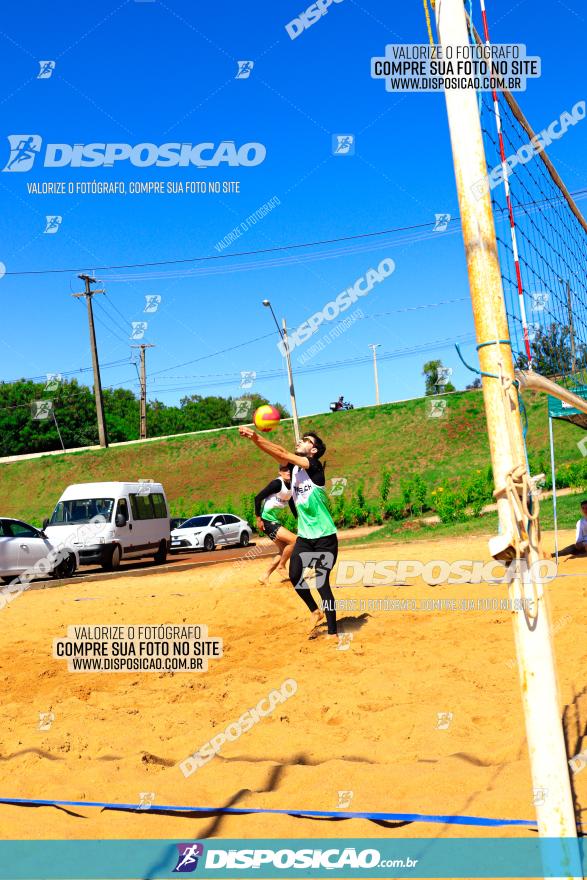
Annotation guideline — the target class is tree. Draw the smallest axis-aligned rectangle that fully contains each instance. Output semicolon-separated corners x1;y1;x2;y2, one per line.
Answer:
422;360;456;395
515;322;587;378
0;378;291;456
466;377;482;390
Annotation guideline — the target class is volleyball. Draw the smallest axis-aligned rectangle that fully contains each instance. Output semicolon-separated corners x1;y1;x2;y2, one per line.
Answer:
254;404;281;432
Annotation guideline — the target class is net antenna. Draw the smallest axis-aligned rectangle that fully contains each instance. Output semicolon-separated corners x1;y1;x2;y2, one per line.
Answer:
434;0;583;859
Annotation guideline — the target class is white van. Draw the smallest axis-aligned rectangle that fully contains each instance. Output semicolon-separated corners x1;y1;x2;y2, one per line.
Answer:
44;481;170;570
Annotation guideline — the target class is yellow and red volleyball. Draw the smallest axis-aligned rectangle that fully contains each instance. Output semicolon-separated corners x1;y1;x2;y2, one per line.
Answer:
254;404;281;433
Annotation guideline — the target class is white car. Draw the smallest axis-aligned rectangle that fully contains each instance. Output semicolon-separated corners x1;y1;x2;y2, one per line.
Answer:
170;514;252;552
0;517;78;584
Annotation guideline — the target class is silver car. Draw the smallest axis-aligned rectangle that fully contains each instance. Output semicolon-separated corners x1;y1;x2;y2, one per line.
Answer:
170;514;252;552
0;517;78;583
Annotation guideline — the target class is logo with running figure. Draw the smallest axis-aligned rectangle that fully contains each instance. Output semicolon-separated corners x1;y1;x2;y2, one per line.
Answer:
37;60;56;79
299;550;335;589
3;135;42;172
332;134;355;156
236;61;254;79
173;843;204;872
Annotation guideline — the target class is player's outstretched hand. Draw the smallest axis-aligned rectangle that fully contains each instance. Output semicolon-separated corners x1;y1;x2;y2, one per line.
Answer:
239;426;255;439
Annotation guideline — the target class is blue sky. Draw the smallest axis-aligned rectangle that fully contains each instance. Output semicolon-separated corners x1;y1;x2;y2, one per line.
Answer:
0;0;586;417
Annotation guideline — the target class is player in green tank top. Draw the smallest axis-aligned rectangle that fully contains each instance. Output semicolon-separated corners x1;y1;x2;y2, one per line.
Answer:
239;425;339;639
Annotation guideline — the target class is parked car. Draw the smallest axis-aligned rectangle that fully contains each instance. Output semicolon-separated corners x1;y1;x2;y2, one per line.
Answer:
170;517;186;531
170;514;252;552
44;480;170;571
0;517;78;583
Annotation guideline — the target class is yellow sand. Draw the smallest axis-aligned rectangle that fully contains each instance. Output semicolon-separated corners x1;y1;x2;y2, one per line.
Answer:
0;530;585;841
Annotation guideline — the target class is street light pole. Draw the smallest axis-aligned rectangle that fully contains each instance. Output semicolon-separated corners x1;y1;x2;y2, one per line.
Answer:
263;300;301;443
369;343;381;405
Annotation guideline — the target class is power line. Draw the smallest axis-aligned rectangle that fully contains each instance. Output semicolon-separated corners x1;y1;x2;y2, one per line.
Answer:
0;334;475;411
148;331;277;379
137;299;469;383
93;298;132;345
2;357;133;387
103;291;134;330
134;334;476;393
3;187;586;279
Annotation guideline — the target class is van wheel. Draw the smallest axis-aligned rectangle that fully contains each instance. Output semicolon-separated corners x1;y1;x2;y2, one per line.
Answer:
239;531;250;547
53;552;76;580
154;540;167;564
203;534;215;552
102;544;121;571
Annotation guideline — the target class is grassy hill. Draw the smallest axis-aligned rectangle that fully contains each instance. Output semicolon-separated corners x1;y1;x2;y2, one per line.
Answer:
0;389;585;527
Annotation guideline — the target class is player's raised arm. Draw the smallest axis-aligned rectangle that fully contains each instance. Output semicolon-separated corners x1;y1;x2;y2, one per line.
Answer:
238;426;310;467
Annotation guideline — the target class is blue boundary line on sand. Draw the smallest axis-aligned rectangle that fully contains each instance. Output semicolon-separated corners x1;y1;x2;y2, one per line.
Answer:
0;797;538;827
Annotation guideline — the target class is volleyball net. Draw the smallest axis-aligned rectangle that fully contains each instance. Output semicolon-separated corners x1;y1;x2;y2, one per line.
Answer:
474;27;587;404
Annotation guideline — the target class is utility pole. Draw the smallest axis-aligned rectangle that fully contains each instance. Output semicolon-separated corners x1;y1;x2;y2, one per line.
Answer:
567;280;576;374
436;0;579;852
72;275;108;448
131;343;155;440
369;344;381;405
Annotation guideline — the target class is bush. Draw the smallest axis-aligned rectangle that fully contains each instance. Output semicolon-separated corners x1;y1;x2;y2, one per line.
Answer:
380;468;391;502
462;469;493;516
384;499;405;521
401;474;427;516
331;493;351;529
431;487;468;523
238;492;256;526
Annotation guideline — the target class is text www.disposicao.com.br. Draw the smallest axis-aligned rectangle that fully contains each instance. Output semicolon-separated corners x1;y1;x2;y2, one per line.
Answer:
70;657;201;671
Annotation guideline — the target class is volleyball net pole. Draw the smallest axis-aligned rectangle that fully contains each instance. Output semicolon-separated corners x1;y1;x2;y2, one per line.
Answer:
434;0;580;850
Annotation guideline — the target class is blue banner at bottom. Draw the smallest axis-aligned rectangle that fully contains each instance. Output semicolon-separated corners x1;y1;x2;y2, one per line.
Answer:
0;838;585;879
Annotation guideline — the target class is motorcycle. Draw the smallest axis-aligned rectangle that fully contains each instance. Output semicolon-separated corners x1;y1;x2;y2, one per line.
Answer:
330;397;354;412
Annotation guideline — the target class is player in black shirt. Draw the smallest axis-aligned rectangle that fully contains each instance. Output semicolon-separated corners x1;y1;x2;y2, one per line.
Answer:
254;463;298;584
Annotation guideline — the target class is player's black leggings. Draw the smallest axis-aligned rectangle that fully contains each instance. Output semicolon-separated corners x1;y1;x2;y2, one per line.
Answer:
289;534;338;635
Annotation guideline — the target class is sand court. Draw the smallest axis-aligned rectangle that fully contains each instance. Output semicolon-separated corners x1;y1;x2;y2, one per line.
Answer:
0;531;585;841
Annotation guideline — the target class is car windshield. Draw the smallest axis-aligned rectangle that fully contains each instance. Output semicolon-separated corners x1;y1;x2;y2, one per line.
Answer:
49;498;115;525
181;516;213;528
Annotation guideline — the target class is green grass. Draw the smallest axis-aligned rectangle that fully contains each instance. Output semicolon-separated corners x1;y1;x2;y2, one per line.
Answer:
350;491;586;546
1;388;586;530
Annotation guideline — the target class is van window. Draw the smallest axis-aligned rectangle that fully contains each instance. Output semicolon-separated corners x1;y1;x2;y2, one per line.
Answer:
129;492;168;520
116;499;129;521
49;498;114;525
152;493;168;519
129;493;154;520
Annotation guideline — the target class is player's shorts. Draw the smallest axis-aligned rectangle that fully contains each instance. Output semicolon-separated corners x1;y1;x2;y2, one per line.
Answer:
262;519;281;542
